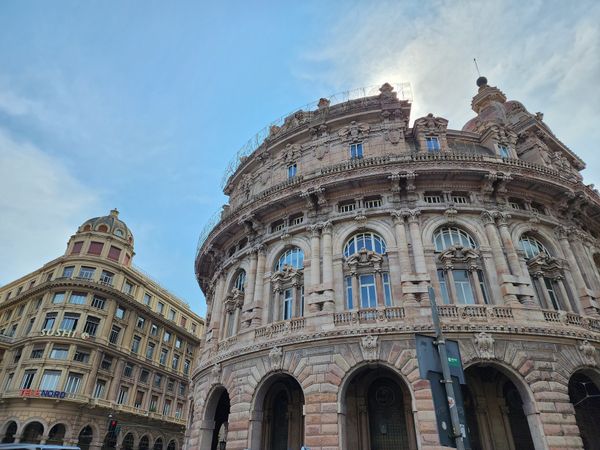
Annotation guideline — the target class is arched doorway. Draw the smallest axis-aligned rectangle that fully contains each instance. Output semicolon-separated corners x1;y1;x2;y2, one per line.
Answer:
2;421;17;443
78;426;94;450
463;365;536;450
153;437;163;450
569;371;600;449
342;366;416;450
102;432;117;450
122;433;135;450
47;424;66;445
210;389;230;450
256;374;305;450
139;435;150;450
22;422;44;444
167;440;176;450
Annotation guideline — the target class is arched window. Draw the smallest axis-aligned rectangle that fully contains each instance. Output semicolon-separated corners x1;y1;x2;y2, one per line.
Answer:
343;232;386;257
433;227;488;305
518;235;550;260
276;247;304;271
233;270;246;292
343;232;392;309
433;226;476;252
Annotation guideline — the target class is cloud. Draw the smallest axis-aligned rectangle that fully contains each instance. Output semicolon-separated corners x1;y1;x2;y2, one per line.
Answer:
300;0;600;185
0;128;99;285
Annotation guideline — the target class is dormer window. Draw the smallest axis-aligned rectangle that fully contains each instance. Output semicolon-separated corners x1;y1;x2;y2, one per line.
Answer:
287;163;297;179
498;144;510;158
426;136;440;152
350;143;363;159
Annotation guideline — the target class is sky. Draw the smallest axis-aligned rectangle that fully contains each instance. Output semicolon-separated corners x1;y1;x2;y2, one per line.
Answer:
1;0;599;317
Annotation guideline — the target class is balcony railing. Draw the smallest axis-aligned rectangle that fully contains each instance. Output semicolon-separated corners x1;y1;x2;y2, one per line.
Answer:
333;306;405;325
254;317;306;339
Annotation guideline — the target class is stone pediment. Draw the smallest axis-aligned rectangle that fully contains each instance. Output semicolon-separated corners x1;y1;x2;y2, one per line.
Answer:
345;248;384;273
438;246;481;270
527;253;563;276
271;265;303;286
413;113;448;135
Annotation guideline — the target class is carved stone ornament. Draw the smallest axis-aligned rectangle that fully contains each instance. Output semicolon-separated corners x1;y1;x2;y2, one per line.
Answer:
360;335;379;361
345;248;384;274
526;253;563;278
474;332;495;360
338;121;370;143
268;346;284;371
271;265;303;289
413;113;448;134
438;246;481;271
211;363;222;378
579;340;597;366
354;215;368;229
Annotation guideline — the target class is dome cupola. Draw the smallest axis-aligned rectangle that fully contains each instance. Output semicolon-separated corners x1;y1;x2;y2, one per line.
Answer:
78;208;134;244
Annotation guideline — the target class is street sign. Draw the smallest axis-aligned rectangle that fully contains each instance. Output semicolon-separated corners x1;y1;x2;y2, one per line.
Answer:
415;334;466;384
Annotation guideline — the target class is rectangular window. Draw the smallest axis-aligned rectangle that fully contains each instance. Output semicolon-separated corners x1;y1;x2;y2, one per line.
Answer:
271;220;285;232
191;323;197;333
16;286;23;295
350;142;363;159
100;270;114;285
42;313;57;331
437;270;451;304
150;323;159;336
150;396;158;412
345;276;354;309
7;323;17;337
477;270;490;304
175;403;183;419
163;399;172;415
123;363;134;378
167;378;175;391
71;241;83;254
50;346;69;360
52;292;65;304
17;304;25;315
62;266;74;278
453;270;476;304
88;241;103;255
139;369;150;383
157;302;165;315
69;292;87;305
93;379;106;398
134;390;144;408
184;359;191;375
65;372;82;394
168;309;176;321
83;317;100;336
109;325;121;344
123;281;134;295
509;201;522;210
180;316;187;328
136;316;145;329
498;144;510;158
175;337;182;349
91;295;106;309
452;195;469;204
40;370;61;390
290;214;304;226
108;246;121;261
282;288;293;320
287;163;297;179
424;194;442;204
382;272;392;307
178;383;186;397
154;373;163;388
160;348;169;365
60;313;80;331
426;136;440;152
172;354;180;370
73;348;90;363
131;336;141;354
117;386;129;405
115;306;126;320
78;266;96;279
30;346;45;359
21;370;36;389
4;373;14;390
544;277;561;310
146;342;155;359
364;197;382;209
226;310;235;337
25;317;35;334
100;355;113;371
28;280;35;289
143;293;152;306
359;274;377;308
338;201;356;213
163;331;172;343
45;272;53;282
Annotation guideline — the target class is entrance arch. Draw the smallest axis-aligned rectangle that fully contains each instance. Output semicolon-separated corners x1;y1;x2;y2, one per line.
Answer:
569;370;600;449
198;385;230;450
122;433;135;450
2;421;17;443
139;435;150;450
341;365;416;450
47;424;66;445
78;426;93;450
22;422;44;444
463;364;538;450
249;373;305;450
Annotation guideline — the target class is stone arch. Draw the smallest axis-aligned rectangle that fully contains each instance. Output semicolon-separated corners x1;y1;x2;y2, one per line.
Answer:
121;432;135;450
266;237;311;272
248;371;305;450
224;264;249;292
1;420;19;443
332;218;396;256
47;423;67;445
166;439;177;450
77;425;94;450
337;360;418;450
152;436;164;450
198;383;231;450
568;366;600;449
21;420;45;444
138;434;150;450
511;223;562;258
421;215;489;250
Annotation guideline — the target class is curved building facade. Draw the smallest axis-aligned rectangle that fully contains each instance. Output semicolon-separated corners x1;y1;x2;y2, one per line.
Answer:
191;80;600;450
0;210;204;450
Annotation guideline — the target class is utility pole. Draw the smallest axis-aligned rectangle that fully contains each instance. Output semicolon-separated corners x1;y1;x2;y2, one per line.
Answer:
428;286;466;450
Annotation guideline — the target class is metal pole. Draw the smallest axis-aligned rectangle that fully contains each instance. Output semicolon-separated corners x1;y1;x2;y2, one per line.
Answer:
428;286;466;450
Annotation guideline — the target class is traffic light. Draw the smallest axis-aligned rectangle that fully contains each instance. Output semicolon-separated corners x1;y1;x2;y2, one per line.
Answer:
108;419;118;436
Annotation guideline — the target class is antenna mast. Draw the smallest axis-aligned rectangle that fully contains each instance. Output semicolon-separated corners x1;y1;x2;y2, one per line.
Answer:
473;58;481;77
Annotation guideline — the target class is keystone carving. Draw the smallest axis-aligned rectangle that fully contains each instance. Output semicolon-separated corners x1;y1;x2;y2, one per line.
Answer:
211;363;222;379
269;346;284;371
360;335;379;361
579;340;597;366
474;332;495;359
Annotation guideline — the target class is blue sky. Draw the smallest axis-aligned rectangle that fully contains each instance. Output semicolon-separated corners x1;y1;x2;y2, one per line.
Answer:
1;0;599;316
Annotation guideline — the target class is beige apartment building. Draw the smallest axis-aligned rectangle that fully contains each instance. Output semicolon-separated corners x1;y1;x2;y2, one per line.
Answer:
189;79;600;450
0;209;204;450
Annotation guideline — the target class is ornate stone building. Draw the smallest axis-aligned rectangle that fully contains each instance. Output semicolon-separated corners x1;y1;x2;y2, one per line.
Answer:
0;210;204;450
190;79;600;450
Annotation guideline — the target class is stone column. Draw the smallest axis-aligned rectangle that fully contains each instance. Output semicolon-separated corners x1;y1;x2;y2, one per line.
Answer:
309;225;321;291
375;271;385;307
391;210;412;274
495;212;523;277
555;276;573;312
351;274;360;309
533;274;552;309
321;221;335;312
481;211;518;304
244;250;258;311
445;269;459;304
470;268;486;305
212;275;226;342
108;358;126;401
85;350;102;395
407;210;427;274
251;246;266;326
